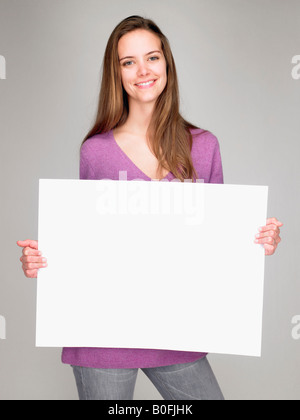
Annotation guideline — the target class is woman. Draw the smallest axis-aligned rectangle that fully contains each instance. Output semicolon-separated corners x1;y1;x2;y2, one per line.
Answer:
17;16;283;400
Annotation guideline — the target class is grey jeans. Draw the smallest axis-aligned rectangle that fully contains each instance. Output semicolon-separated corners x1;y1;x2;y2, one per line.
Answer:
72;357;224;400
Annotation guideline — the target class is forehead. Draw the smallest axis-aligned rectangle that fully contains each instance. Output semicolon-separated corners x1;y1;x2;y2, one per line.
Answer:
118;29;161;55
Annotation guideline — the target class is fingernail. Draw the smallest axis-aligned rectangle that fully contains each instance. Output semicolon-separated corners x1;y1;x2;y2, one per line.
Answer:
42;257;47;262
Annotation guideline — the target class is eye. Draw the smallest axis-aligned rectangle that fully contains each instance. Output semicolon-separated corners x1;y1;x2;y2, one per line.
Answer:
122;60;134;67
149;56;159;62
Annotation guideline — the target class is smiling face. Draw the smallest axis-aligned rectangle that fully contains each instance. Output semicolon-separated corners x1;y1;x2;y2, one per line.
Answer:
118;29;167;107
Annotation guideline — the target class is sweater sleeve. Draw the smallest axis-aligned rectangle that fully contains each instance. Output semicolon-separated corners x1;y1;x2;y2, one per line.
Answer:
209;138;224;184
80;141;96;180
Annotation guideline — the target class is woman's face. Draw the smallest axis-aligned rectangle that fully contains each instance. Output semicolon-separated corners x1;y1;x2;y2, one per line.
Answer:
118;29;167;107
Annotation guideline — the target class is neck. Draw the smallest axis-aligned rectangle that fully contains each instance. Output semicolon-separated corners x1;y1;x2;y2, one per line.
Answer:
123;99;155;137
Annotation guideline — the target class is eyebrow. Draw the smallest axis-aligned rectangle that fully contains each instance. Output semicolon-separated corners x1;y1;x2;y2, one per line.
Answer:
119;50;162;62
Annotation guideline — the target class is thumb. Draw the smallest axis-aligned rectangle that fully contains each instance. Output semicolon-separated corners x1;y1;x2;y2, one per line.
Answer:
16;239;38;249
266;217;283;227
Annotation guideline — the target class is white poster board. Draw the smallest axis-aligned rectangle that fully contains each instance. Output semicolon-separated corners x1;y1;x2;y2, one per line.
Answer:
36;179;268;357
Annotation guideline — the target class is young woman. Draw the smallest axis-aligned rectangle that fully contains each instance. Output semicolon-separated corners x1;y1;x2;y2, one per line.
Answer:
17;16;283;400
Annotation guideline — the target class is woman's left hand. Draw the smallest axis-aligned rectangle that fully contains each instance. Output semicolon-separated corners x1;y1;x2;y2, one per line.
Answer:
255;217;283;256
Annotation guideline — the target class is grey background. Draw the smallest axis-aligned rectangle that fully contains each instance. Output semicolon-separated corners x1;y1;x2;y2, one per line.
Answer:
0;0;299;400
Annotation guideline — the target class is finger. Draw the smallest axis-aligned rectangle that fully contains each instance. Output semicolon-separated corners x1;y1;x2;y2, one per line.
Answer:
24;269;39;279
264;242;277;256
20;255;47;264
22;261;48;271
17;239;39;249
22;246;42;257
266;217;283;227
258;223;280;233
256;228;279;239
275;235;281;244
254;236;276;246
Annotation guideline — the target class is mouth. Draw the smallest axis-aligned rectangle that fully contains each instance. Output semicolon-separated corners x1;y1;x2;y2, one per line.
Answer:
135;79;157;89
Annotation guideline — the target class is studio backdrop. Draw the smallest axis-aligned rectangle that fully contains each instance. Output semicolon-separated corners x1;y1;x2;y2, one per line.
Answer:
0;0;299;400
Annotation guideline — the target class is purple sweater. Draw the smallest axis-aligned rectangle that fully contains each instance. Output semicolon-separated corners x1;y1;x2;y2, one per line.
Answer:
62;128;223;369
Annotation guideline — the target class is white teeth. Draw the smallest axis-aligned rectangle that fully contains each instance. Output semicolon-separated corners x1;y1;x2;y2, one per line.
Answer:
136;80;155;86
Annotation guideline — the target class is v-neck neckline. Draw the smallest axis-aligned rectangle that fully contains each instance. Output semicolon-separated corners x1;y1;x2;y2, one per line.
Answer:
111;129;171;181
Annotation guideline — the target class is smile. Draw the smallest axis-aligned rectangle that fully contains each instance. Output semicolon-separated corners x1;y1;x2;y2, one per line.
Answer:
135;79;157;88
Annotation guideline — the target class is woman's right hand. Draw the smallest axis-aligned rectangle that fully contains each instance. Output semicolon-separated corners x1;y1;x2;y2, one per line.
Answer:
16;239;47;278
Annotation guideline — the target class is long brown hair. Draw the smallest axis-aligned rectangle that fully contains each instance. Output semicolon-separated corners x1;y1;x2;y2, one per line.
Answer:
81;15;200;181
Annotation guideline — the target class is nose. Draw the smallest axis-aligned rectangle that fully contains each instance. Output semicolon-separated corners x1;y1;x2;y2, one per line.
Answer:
137;60;150;77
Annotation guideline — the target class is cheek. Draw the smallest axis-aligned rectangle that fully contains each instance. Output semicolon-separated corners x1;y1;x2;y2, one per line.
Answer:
158;68;167;90
121;70;136;91
156;61;167;84
120;72;132;96
120;71;129;87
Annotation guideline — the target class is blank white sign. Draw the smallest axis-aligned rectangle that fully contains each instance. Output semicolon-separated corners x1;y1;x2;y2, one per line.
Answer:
36;179;268;357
